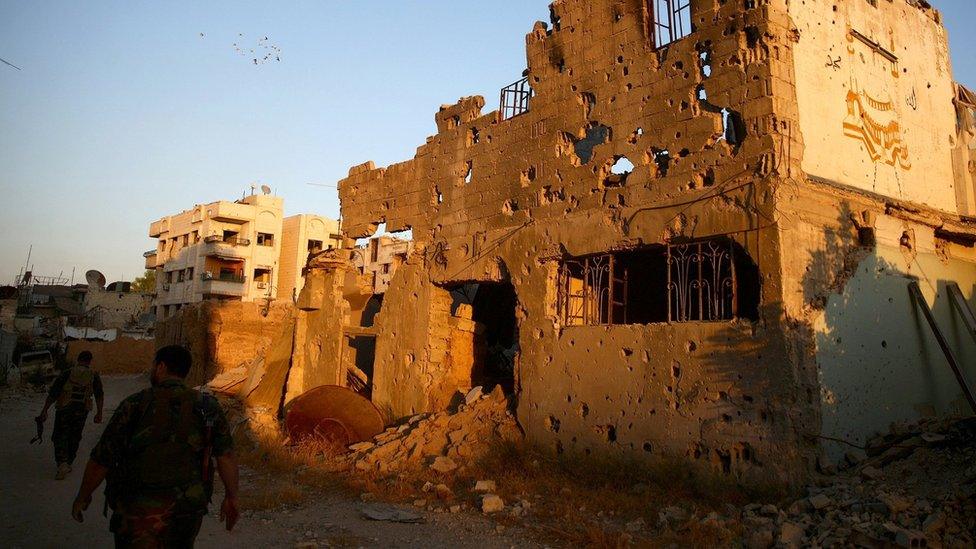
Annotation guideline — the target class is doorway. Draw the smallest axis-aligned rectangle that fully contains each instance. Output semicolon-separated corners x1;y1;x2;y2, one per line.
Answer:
449;281;519;395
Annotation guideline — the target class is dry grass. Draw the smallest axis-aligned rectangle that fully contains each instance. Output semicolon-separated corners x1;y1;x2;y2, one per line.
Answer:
237;430;787;547
464;440;785;547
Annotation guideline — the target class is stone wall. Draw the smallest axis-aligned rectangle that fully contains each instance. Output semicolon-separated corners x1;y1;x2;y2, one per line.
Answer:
66;337;155;375
155;300;293;388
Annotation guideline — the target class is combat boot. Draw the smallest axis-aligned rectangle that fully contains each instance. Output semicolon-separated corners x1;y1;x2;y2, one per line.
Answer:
55;462;70;480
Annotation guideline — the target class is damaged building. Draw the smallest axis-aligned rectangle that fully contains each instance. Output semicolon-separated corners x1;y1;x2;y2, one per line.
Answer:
323;0;976;484
162;0;976;486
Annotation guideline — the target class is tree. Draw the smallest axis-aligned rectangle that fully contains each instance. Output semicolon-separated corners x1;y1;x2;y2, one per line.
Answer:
130;269;156;293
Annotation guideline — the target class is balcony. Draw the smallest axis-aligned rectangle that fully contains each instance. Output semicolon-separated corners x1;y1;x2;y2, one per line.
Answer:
144;250;158;269
200;273;246;297
207;202;253;223
203;236;251;260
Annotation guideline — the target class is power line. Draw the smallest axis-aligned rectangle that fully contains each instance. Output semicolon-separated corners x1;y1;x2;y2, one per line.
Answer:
0;57;22;71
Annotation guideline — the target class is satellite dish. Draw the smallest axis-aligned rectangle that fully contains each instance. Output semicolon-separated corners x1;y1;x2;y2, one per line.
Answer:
85;270;106;290
261;184;272;195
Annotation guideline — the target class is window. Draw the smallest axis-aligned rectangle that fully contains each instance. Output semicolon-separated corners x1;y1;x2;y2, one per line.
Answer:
308;239;324;253
557;238;759;326
165;271;173;284
382;264;390;275
257;232;274;247
254;268;272;288
500;76;533;120
647;0;692;48
177;270;185;283
186;267;194;280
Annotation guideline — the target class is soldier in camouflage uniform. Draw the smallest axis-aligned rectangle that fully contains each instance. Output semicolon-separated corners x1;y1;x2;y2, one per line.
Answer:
70;345;240;548
39;350;104;479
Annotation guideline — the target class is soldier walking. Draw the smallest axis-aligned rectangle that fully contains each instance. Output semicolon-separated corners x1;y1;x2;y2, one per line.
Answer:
38;350;104;479
70;345;240;547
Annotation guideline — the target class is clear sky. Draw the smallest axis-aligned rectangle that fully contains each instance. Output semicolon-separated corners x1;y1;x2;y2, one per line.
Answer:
1;0;974;285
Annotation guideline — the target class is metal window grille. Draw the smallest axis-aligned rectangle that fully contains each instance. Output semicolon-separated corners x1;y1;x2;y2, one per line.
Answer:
558;239;739;326
558;254;628;326
650;0;692;48
666;240;736;322
500;77;533;120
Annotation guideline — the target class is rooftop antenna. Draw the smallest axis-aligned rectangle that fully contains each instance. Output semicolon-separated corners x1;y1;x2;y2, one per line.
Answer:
85;270;107;290
250;183;257;195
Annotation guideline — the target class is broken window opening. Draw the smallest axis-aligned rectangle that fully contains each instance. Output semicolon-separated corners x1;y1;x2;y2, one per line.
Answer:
354;222;414;247
574;123;611;164
500;76;533;120
256;232;274;247
307;239;324;254
557;239;759;326
647;0;693;49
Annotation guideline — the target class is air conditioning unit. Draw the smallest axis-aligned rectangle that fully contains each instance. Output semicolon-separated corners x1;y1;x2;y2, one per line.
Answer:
256;282;269;289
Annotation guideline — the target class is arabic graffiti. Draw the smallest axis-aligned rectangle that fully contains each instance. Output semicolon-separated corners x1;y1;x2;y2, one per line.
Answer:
843;82;912;170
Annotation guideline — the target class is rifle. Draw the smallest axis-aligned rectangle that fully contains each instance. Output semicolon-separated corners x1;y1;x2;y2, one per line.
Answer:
30;415;44;444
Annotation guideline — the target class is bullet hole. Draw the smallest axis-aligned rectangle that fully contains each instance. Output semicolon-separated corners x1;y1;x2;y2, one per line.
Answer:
720;108;746;147
642;350;651;363
604;156;634;186
679;148;690;157
881;340;887;348
549;6;561;31
628;127;643;144
579;403;589;418
672;362;682;379
464;161;473;184
745;26;761;48
579;92;597;118
717;449;732;474
595;424;617;443
621;348;634;358
673;60;684;71
643;442;654;452
520;166;536;187
502;199;518;216
697;85;708;101
698;46;713;78
650;148;671;176
546;416;561;433
435;187;443;204
555;440;564;454
702;167;715;187
686;340;698;353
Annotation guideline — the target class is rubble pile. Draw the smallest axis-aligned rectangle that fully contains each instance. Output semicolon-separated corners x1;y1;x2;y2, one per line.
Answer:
338;386;523;475
664;417;976;547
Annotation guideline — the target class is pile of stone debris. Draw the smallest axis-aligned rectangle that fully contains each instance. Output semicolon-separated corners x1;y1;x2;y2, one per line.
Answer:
659;416;976;548
336;385;523;476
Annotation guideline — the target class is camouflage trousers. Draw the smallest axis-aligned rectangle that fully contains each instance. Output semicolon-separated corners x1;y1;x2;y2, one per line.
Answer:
52;404;88;465
110;505;204;549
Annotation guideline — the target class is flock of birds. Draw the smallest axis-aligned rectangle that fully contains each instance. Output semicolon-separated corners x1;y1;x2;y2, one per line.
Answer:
200;32;282;66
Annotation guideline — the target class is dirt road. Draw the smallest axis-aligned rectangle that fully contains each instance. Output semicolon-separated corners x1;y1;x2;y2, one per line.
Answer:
0;375;536;548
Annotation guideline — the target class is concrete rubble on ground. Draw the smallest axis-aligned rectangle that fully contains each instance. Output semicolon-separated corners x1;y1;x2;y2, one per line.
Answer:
335;386;522;475
647;416;976;548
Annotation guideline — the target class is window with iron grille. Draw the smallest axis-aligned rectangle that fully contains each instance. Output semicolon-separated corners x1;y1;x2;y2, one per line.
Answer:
648;0;692;49
500;76;533;120
557;239;759;326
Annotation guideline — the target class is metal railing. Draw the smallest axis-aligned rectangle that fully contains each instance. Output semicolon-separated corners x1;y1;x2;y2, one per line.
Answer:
200;273;246;284
204;235;251;246
500;76;533;120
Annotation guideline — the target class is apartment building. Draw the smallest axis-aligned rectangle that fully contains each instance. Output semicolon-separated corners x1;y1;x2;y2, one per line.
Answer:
146;193;339;318
350;236;413;294
279;214;342;302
